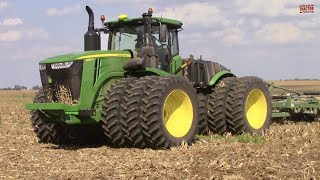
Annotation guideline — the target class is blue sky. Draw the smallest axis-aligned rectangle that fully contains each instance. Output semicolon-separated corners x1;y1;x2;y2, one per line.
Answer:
0;0;319;88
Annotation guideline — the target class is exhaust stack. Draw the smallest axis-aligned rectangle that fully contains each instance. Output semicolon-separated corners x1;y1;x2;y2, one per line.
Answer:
84;6;101;51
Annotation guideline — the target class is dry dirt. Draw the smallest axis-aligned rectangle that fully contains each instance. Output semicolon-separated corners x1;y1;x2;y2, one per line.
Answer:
0;90;320;179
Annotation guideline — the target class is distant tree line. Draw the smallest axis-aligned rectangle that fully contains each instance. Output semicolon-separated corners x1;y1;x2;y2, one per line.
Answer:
279;78;319;81
0;85;41;90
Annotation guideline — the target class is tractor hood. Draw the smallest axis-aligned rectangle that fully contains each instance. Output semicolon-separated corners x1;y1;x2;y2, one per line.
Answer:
39;50;131;64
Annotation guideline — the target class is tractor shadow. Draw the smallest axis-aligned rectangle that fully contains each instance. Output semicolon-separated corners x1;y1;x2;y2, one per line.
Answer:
45;139;107;151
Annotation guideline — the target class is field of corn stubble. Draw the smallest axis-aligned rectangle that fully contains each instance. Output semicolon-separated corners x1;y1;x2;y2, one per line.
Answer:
0;81;320;179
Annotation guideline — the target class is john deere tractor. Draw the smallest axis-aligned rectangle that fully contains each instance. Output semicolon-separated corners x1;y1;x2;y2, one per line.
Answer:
25;6;271;148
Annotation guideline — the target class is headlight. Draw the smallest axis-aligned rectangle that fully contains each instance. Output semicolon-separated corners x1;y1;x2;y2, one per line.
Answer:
51;62;73;69
39;64;46;71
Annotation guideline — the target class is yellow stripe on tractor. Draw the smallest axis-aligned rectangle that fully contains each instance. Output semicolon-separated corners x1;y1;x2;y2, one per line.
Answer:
76;54;131;60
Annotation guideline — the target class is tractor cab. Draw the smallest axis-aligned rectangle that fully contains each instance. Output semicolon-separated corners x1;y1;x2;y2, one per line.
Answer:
83;6;229;87
102;9;183;72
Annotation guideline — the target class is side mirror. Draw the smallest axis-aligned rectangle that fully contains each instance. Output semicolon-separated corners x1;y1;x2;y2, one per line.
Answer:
159;24;167;42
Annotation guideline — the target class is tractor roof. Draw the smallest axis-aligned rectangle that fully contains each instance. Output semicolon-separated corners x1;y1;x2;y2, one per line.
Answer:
105;16;183;29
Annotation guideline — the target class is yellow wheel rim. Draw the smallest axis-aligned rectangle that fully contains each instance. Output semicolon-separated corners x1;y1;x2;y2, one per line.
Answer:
245;89;267;129
163;90;193;138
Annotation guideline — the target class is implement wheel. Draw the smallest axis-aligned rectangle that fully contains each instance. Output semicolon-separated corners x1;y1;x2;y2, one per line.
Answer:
145;76;198;148
227;76;271;134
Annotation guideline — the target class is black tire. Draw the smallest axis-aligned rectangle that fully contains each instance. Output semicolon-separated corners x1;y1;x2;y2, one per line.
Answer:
207;77;238;134
126;76;160;148
101;77;136;147
227;76;272;134
144;76;198;148
197;93;209;135
30;90;68;144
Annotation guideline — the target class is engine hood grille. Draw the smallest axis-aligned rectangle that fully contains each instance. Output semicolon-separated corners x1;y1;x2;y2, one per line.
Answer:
40;61;83;104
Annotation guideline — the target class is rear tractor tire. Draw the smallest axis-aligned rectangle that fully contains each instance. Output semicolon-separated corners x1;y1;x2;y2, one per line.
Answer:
197;93;209;135
30;90;68;144
207;77;238;134
144;76;199;148
227;76;272;134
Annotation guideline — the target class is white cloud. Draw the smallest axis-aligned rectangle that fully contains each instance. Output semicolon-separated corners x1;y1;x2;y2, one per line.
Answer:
296;16;320;29
12;45;73;60
0;18;23;26
255;23;314;44
0;30;22;42
158;2;226;28
183;28;248;47
180;33;203;44
89;0;157;10
92;0;160;8
45;4;80;16
235;18;245;27
210;28;248;46
235;0;305;17
0;1;8;10
251;19;261;28
94;0;156;3
24;28;49;40
0;27;48;42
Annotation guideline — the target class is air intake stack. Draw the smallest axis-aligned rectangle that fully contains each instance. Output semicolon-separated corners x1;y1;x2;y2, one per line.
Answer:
84;6;101;51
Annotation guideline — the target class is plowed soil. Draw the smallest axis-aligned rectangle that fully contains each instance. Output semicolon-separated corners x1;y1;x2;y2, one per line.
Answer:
0;90;319;179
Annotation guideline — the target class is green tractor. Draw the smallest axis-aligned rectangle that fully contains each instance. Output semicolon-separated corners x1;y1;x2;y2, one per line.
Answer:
25;6;272;148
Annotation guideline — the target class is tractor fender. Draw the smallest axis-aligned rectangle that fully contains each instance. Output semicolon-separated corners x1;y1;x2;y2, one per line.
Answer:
209;70;235;86
93;72;125;93
92;68;169;105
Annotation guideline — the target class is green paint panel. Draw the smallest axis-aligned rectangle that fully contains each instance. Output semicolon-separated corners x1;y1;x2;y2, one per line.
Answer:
26;103;80;111
272;112;291;118
272;100;320;109
209;70;234;86
170;55;183;75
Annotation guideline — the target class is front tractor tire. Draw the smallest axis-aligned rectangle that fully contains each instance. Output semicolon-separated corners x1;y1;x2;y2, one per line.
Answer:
101;77;136;147
30;90;68;144
145;76;198;148
101;76;198;148
227;76;272;134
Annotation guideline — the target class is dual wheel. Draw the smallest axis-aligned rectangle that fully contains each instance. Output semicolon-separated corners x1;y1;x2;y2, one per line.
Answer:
101;76;198;148
198;76;271;135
